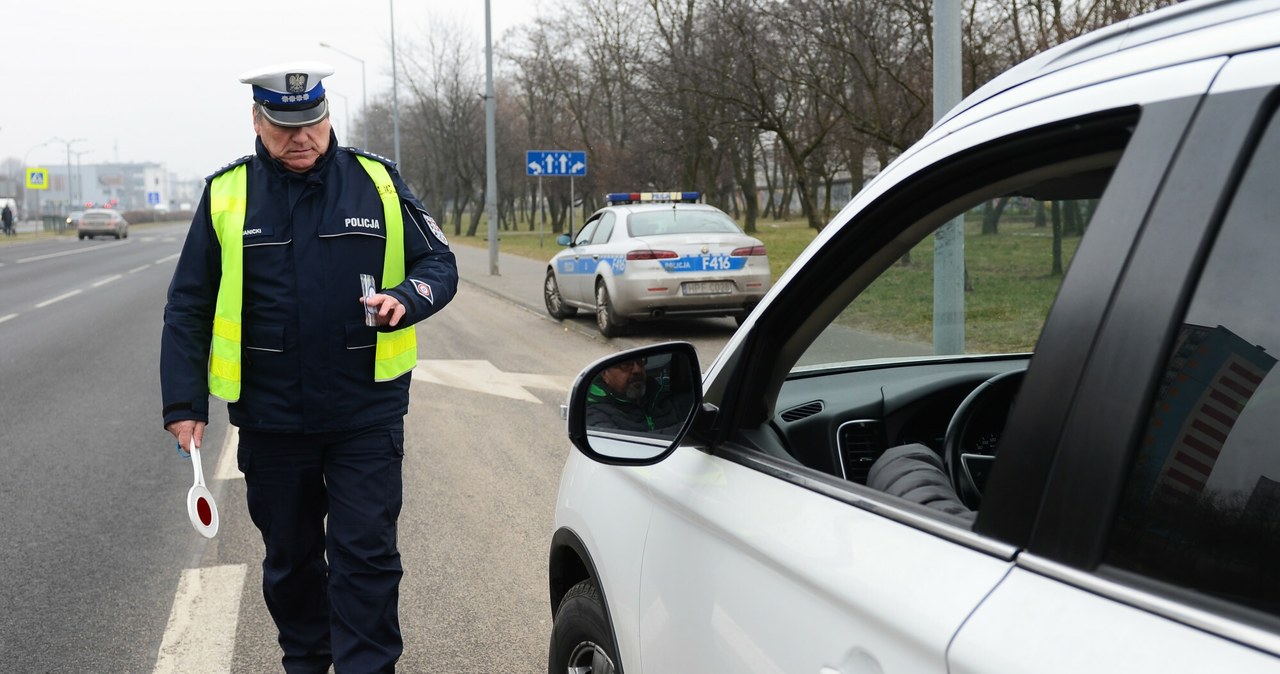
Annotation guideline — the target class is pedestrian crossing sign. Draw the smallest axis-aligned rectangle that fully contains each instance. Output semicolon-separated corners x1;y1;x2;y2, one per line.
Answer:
26;168;49;190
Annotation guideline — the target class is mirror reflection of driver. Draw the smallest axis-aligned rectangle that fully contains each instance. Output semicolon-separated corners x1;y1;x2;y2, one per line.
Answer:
586;357;685;434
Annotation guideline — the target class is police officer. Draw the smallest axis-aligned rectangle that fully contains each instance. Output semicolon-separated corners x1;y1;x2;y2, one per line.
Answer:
160;61;457;673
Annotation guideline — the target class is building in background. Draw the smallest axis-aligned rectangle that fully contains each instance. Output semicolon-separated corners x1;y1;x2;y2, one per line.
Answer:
3;162;203;218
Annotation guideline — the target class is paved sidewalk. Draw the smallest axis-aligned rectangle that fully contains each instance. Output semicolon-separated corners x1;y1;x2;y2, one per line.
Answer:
450;242;548;314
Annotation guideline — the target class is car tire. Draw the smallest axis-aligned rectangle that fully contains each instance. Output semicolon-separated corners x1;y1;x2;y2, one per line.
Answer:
548;580;619;674
595;281;626;338
544;269;577;319
78;233;85;240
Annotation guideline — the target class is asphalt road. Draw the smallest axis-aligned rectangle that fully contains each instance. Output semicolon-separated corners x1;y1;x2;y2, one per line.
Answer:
0;223;737;672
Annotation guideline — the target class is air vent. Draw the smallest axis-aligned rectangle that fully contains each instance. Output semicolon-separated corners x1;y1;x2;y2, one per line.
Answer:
838;420;884;484
781;400;824;422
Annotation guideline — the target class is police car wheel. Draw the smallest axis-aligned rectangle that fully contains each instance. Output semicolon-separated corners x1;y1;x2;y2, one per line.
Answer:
548;580;618;674
595;282;626;338
544;269;577;319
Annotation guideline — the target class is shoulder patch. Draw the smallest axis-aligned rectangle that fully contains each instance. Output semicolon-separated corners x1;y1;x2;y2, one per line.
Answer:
346;147;397;168
206;155;253;182
422;212;448;246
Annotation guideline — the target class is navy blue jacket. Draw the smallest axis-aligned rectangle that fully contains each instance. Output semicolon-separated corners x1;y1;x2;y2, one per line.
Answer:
161;133;458;433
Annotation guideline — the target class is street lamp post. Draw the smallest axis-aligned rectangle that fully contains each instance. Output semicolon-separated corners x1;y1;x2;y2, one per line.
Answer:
318;41;368;149
390;0;401;165
71;149;93;208
51;137;85;217
329;91;352;143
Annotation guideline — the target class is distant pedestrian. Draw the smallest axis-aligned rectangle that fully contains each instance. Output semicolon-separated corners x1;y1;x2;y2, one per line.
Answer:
1;204;13;236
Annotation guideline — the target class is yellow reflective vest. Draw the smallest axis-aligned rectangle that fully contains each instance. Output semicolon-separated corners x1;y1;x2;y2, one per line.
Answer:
206;157;417;401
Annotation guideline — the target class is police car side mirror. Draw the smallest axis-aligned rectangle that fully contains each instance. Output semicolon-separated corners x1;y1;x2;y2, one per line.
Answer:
566;342;702;466
556;234;572;247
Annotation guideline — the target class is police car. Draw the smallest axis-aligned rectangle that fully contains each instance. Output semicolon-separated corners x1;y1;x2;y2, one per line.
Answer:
548;1;1280;672
543;192;771;337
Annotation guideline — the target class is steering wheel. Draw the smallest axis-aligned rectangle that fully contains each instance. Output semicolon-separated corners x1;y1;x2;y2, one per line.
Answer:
942;369;1025;510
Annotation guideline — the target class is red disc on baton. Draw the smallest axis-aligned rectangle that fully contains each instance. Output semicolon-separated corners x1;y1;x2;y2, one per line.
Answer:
185;440;219;538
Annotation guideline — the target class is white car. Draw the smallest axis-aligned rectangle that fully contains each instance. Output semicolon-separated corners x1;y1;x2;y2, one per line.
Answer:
543;192;771;336
548;1;1280;672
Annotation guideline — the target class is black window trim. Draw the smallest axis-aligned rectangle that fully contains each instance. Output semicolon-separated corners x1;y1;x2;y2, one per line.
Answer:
1028;85;1280;566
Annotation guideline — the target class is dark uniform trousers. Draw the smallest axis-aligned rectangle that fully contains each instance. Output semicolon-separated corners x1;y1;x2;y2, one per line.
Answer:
239;421;405;674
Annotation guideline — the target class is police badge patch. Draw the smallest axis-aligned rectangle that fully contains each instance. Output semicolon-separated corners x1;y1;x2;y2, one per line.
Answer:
411;279;434;304
424;213;448;246
286;73;308;94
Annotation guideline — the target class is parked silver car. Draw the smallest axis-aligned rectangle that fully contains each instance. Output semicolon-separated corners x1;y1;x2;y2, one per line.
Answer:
544;192;771;337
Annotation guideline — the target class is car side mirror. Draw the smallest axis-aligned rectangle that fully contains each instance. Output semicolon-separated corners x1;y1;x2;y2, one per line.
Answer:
556;234;572;246
566;342;702;465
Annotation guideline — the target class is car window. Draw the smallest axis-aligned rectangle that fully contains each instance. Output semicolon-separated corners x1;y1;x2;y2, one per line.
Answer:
573;217;599;246
795;192;1098;370
744;113;1140;523
591;212;616;244
1104;105;1280;622
628;209;741;237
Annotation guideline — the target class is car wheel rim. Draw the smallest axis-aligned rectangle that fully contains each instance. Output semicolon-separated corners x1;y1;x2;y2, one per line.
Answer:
546;274;562;313
566;641;615;674
596;287;609;331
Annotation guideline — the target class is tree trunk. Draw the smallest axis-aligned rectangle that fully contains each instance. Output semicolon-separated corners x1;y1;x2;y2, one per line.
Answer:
982;196;1010;235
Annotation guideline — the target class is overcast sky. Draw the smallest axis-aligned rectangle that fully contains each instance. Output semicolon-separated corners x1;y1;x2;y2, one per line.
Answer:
2;0;540;179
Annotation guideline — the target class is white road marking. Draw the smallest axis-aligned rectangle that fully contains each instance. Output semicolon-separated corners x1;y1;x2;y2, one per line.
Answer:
412;360;574;403
152;564;247;674
0;314;16;324
35;289;83;308
215;426;243;481
17;240;128;263
155;253;180;264
129;264;150;274
92;274;123;287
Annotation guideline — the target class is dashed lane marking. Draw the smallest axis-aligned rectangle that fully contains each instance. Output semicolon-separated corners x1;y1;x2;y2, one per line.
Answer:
152;564;247;674
35;289;83;308
0;314;15;324
214;426;243;481
92;274;123;287
17;240;128;263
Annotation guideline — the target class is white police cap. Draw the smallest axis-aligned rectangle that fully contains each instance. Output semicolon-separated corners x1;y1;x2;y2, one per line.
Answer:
238;61;335;128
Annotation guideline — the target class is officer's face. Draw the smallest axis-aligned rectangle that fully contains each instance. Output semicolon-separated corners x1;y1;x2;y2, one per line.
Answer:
253;107;332;173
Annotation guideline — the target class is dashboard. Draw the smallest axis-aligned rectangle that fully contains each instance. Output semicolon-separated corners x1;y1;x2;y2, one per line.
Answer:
767;356;1030;485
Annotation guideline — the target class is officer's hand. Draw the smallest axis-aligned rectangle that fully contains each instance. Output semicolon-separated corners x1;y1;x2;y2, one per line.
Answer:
166;420;206;456
361;293;406;327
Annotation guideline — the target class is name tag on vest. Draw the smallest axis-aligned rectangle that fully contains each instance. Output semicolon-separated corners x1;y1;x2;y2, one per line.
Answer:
242;225;273;238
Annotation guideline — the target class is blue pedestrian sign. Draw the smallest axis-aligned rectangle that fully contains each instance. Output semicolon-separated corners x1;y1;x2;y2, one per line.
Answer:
147;191;161;205
527;150;586;176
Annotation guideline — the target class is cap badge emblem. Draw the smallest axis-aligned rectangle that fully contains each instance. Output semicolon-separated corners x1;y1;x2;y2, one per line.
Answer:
286;73;308;94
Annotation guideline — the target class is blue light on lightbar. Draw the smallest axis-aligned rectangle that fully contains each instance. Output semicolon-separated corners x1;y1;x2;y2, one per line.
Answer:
605;191;701;204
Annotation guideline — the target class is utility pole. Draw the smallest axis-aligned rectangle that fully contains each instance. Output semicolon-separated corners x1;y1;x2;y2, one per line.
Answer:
933;0;964;355
485;0;499;275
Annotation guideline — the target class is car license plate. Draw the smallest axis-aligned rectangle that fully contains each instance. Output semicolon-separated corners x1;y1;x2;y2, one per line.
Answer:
682;281;733;296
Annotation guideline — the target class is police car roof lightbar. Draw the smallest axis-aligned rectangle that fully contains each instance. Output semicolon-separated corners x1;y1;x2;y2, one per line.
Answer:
605;191;701;205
